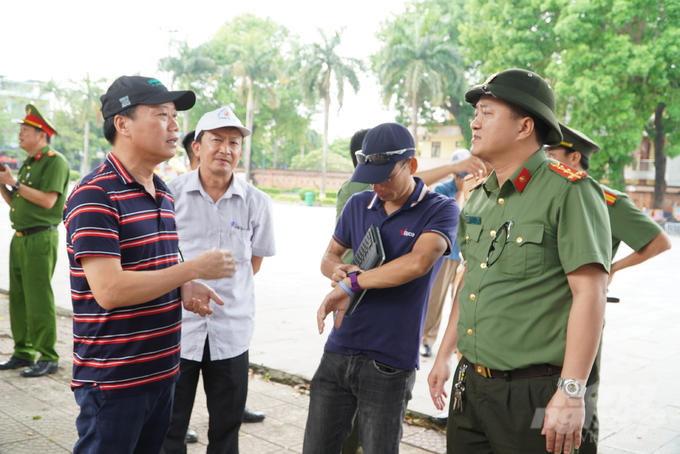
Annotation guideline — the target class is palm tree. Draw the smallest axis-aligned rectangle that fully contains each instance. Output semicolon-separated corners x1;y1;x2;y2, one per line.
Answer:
297;29;363;198
158;41;216;137
222;44;281;182
374;16;462;142
66;74;106;175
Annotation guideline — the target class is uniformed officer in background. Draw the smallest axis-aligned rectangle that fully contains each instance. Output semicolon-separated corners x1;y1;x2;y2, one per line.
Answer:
545;123;672;453
0;104;70;377
427;68;612;454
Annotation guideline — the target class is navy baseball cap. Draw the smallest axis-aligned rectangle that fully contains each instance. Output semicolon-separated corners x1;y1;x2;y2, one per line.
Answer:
351;123;416;184
101;76;196;120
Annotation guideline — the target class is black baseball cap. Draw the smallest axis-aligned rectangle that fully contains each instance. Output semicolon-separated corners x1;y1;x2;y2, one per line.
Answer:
350;123;416;184
100;76;196;119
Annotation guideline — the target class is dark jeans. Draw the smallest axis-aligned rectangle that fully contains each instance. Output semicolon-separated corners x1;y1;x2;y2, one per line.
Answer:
73;382;175;454
161;339;249;454
303;350;416;454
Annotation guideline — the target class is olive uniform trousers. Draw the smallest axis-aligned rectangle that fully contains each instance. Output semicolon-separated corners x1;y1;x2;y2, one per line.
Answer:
9;228;59;363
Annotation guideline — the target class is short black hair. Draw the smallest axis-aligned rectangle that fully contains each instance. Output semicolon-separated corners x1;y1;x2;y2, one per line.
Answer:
182;130;195;161
564;147;590;171
33;126;50;144
195;130;205;145
103;106;138;145
507;104;550;146
349;128;370;168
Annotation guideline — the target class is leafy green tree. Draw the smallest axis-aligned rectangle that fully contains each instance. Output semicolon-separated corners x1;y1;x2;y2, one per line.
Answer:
373;6;463;143
290;147;353;173
158;40;216;136
459;0;680;206
297;28;363;198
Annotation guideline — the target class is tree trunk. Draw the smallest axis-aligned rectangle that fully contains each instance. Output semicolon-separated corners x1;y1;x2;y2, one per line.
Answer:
410;94;418;144
244;79;255;183
273;140;279;170
80;119;90;175
653;102;667;210
321;91;331;199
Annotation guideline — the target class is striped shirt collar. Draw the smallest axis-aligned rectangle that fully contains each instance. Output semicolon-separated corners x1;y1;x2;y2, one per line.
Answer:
367;177;429;211
104;152;169;193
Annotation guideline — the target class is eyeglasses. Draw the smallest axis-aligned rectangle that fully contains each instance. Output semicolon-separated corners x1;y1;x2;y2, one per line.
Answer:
486;221;514;268
372;159;410;186
355;147;415;166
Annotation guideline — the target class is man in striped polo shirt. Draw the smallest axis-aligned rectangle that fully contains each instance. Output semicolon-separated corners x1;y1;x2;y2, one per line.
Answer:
63;76;237;454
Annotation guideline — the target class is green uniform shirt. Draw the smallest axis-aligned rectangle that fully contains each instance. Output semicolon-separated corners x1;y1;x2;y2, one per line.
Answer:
457;150;611;371
603;185;663;257
335;179;372;264
10;145;70;230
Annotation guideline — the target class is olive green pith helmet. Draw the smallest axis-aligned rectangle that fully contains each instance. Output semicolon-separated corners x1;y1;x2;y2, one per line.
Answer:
558;122;601;159
465;68;562;146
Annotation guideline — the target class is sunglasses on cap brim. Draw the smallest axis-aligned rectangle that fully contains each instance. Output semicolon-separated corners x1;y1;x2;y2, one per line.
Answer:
355;148;415;166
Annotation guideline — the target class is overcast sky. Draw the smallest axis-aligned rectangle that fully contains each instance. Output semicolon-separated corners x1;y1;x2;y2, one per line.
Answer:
1;0;408;139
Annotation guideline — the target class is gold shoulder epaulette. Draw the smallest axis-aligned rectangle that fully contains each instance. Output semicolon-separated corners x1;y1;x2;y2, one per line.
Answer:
603;189;618;206
549;162;586;182
47;150;56;157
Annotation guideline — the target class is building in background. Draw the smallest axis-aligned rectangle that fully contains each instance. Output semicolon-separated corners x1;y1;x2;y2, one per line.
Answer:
416;123;464;170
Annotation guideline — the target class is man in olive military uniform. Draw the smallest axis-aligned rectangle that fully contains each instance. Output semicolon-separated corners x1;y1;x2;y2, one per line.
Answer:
427;69;612;454
0;104;70;377
545;123;672;453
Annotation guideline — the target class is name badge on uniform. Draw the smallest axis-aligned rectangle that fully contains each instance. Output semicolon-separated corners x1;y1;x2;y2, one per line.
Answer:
465;215;481;225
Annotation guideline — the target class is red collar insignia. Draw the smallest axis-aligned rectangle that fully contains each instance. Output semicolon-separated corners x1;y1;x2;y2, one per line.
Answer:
513;167;531;193
35;152;43;162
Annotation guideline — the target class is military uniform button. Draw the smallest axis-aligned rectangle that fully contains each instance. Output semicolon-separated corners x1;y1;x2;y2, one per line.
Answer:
470;294;476;300
465;235;470;242
480;263;486;269
28;182;32;185
27;166;31;170
498;198;505;204
11;208;14;212
516;237;523;243
11;222;14;225
21;179;25;183
490;230;496;237
467;329;473;335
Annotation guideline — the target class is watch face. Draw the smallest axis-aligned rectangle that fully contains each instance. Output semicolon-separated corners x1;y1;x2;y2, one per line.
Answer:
566;382;579;395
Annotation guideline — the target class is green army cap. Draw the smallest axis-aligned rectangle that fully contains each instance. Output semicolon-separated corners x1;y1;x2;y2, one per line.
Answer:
465;68;562;146
17;104;58;137
558;122;601;159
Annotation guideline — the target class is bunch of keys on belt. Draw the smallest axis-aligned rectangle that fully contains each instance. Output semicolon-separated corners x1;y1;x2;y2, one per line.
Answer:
452;362;468;412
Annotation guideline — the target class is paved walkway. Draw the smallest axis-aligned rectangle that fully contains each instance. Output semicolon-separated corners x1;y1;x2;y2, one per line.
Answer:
0;200;679;453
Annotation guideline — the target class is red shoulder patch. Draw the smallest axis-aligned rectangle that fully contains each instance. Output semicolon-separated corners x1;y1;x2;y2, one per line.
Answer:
549;162;586;182
603;190;618;206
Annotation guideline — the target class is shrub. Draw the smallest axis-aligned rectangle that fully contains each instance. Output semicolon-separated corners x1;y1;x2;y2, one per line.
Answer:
69;170;81;182
298;188;319;200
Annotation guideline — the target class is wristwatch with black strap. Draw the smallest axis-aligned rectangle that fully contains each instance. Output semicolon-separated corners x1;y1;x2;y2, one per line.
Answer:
11;180;20;193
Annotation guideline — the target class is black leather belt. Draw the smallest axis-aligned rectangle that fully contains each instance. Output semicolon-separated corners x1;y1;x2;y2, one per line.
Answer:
472;361;562;379
15;225;58;237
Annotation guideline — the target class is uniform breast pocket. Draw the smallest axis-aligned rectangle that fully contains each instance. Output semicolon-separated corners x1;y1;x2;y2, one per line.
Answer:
498;224;545;279
461;224;484;267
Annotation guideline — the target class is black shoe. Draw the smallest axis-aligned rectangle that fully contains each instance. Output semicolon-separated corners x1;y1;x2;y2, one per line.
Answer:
242;407;265;423
185;426;198;444
420;344;432;357
20;361;58;377
0;356;34;370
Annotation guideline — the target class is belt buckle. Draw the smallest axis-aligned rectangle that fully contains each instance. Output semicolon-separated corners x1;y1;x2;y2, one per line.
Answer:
475;364;492;378
15;231;23;237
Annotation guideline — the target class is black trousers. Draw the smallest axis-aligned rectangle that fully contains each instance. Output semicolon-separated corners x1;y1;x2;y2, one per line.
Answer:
161;338;249;454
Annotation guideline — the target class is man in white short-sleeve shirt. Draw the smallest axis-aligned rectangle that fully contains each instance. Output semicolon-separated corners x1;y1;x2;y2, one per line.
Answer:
162;107;276;454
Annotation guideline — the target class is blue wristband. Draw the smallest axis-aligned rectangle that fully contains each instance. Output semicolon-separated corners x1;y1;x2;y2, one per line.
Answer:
337;280;355;296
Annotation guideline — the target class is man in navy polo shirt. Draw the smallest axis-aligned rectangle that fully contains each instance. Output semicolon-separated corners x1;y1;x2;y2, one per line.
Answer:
303;123;460;454
63;76;236;454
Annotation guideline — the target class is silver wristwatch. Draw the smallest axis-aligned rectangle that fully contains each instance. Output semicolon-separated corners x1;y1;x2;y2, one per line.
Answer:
557;378;587;398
